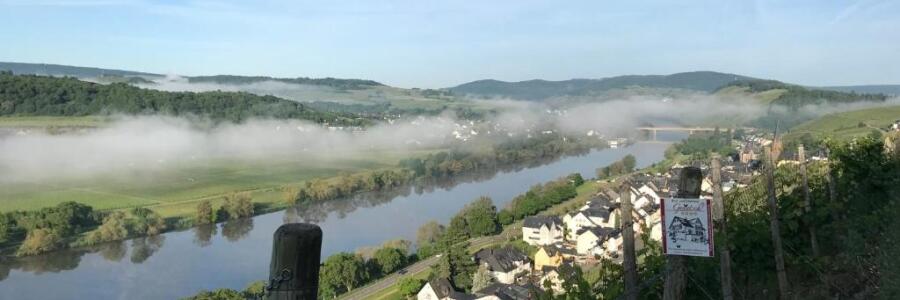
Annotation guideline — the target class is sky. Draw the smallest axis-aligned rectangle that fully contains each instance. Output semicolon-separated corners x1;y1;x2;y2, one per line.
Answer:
1;0;898;88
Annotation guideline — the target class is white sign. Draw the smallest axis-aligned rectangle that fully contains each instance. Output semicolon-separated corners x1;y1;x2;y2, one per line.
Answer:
660;197;714;257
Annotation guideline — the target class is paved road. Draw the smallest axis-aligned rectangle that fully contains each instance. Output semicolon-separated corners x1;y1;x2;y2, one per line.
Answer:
339;236;504;300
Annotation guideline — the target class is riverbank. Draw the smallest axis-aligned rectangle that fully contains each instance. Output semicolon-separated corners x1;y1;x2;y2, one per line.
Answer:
0;141;669;299
0;134;607;257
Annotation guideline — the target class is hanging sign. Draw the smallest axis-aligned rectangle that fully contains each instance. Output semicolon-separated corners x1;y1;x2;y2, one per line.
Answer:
660;197;714;257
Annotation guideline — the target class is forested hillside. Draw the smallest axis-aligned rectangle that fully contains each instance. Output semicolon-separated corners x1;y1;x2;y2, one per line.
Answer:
449;71;755;100
187;75;383;90
0;62;158;78
0;72;366;124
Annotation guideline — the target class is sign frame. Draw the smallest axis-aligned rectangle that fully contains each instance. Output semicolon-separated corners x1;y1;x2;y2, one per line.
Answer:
660;197;714;257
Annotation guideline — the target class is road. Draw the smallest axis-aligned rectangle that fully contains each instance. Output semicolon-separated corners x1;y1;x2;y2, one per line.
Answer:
338;236;504;300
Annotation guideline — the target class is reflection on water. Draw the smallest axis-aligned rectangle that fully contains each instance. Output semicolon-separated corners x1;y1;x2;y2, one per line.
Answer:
193;224;217;247
222;219;254;242
130;236;165;264
99;241;127;262
0;141;679;299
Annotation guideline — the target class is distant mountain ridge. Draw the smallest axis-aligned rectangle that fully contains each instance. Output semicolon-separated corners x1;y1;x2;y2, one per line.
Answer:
0;62;382;89
818;85;900;96
0;62;160;78
448;71;757;100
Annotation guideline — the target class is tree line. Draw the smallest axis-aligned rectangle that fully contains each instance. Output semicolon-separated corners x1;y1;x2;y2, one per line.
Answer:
596;154;637;179
0;72;366;125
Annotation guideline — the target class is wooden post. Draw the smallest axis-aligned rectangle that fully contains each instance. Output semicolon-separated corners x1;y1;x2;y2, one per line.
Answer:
663;166;703;300
764;148;791;300
824;147;838;205
798;145;820;257
711;155;734;300
267;223;323;300
620;181;638;300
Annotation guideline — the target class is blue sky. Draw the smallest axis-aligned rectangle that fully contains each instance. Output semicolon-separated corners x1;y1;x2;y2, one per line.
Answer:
1;0;898;88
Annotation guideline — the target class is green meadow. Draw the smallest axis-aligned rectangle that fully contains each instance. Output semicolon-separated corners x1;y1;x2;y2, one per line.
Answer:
785;104;900;142
0;150;432;219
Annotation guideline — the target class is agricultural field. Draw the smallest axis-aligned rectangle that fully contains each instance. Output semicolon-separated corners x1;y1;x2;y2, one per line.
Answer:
0;150;434;218
785;104;900;142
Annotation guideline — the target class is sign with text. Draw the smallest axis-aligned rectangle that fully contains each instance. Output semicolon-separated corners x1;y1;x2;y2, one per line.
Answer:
660;197;714;257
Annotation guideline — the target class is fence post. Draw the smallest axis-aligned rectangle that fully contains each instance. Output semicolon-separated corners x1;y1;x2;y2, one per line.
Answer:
267;223;323;300
764;148;792;299
663;166;702;300
620;180;638;300
711;155;734;300
798;145;819;257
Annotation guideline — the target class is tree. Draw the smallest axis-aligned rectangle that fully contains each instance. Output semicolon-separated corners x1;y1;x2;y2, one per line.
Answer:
373;247;407;275
195;200;215;225
566;173;585;186
242;280;266;299
622;154;636;172
182;288;244;300
396;277;425;299
129;207;166;236
16;228;63;256
319;253;369;296
282;185;299;205
461;197;499;237
416;220;445;246
221;192;254;220
472;264;494;292
81;211;129;246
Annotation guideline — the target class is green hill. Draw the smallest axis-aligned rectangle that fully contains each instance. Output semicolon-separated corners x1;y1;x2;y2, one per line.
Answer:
0;61;159;78
819;85;900;96
785;105;900;143
449;71;756;100
0;72;365;125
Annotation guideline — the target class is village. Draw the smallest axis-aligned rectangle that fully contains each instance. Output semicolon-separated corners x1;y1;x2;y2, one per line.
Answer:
414;130;777;300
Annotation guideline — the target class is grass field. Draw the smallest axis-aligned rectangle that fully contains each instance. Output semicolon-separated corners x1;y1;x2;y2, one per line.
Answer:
0;150;434;218
785;104;900;142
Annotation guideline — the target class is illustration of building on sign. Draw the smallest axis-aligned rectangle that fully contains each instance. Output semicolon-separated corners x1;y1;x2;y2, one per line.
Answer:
667;216;708;244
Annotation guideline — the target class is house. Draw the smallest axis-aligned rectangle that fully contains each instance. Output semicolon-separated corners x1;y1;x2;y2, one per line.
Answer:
539;263;578;294
575;227;621;256
534;244;576;270
418;278;470;300
476;282;536;300
474;247;531;284
563;206;616;240
522;216;564;246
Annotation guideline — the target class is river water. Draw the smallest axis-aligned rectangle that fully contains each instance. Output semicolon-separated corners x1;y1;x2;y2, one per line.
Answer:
0;140;675;299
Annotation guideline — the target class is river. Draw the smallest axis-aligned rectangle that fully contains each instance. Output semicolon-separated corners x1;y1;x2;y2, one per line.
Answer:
0;140;677;299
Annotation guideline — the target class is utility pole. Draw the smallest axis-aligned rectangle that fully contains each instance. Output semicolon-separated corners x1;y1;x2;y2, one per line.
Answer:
764;148;791;300
711;155;734;300
620;180;638;300
798;145;819;257
663;166;703;300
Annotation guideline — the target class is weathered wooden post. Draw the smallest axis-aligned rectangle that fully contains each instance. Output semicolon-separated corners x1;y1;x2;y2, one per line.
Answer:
798;145;819;257
663;166;702;300
711;155;734;300
764;148;791;299
267;223;323;300
620;180;638;300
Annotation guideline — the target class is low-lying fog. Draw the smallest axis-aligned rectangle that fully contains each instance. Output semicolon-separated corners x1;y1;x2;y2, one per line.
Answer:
1;90;897;182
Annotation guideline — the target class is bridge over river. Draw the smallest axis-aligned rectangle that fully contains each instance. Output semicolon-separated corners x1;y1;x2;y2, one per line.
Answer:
636;126;753;140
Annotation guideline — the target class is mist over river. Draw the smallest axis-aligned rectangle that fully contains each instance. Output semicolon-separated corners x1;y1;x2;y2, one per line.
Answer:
0;137;681;299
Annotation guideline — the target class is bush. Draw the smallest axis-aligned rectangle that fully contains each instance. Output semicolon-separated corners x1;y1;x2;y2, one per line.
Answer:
16;228;63;257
